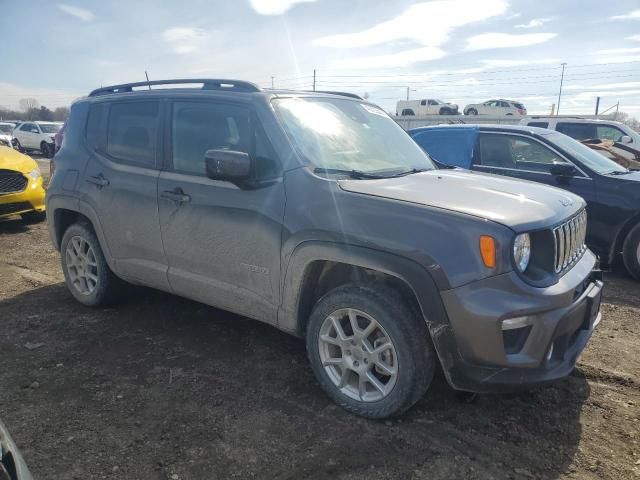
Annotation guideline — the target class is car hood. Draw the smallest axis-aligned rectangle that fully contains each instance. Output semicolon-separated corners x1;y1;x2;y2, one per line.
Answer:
0;146;37;173
338;169;585;231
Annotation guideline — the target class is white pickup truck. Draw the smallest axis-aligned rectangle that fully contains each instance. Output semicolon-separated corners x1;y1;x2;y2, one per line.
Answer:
396;99;459;116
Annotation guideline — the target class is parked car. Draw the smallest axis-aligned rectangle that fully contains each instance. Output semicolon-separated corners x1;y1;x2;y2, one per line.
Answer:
396;99;458;116
409;124;640;280
520;116;640;150
0;146;46;222
0;122;14;148
0;419;33;480
12;121;62;158
47;79;602;419
464;99;527;116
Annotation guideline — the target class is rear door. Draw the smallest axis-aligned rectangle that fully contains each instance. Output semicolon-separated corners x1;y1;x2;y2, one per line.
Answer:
556;122;597;140
157;98;285;323
80;100;169;290
17;123;37;148
472;131;596;205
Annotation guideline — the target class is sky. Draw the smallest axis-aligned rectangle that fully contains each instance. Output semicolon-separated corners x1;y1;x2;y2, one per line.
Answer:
1;0;640;116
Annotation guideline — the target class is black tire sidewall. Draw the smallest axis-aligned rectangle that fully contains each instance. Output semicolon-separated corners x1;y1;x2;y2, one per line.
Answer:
623;224;640;280
306;283;435;419
60;223;118;306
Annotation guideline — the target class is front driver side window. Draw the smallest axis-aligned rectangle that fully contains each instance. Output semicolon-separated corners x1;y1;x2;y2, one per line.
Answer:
476;134;568;173
596;125;627;142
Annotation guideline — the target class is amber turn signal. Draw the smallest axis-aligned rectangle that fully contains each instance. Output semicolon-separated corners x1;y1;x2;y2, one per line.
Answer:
479;235;496;268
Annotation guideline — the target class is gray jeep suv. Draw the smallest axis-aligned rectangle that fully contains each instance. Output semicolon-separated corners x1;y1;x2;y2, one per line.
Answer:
47;79;603;418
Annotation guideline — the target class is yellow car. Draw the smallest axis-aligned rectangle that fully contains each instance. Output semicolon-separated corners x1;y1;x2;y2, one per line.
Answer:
0;146;46;222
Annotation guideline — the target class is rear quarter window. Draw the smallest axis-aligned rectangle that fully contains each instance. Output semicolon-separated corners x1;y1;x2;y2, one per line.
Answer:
527;122;549;128
86;103;108;152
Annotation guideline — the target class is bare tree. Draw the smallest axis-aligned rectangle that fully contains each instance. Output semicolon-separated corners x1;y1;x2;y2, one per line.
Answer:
53;106;70;121
19;98;40;112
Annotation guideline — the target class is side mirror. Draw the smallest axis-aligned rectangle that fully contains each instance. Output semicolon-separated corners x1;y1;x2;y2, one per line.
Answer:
550;163;577;177
204;149;251;181
620;135;632;144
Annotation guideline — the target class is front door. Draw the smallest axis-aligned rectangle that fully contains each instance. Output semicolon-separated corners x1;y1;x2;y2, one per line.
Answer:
80;100;169;290
158;99;285;323
472;131;596;219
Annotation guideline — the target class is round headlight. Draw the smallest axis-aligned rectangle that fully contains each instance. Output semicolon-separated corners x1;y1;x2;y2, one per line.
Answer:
514;233;531;272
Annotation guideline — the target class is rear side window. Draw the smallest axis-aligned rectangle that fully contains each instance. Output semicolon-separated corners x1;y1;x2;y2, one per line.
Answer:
106;102;159;166
86;103;108;152
528;122;549;128
556;122;597;140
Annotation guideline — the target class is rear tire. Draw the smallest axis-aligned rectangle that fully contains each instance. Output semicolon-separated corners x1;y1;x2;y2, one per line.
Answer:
306;283;435;419
40;141;53;158
622;223;640;281
21;211;46;223
60;222;124;306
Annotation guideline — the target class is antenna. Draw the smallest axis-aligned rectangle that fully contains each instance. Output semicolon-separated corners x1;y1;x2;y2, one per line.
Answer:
145;71;151;90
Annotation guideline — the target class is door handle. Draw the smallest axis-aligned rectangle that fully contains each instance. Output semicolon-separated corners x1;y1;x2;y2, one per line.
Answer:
161;188;191;204
86;174;110;188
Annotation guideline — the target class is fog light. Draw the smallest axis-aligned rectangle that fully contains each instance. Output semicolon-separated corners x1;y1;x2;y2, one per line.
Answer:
501;316;533;331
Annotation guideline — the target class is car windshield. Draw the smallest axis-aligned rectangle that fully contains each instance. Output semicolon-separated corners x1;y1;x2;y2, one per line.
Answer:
0;125;13;134
39;124;61;133
272;97;435;175
546;132;627;174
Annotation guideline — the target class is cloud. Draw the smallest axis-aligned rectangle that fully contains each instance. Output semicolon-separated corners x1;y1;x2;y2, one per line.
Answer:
249;0;316;15
595;47;640;55
162;27;208;54
610;10;640;20
629;35;640;41
314;0;508;49
515;18;552;28
330;46;445;70
480;58;559;68
57;4;94;21
465;32;556;51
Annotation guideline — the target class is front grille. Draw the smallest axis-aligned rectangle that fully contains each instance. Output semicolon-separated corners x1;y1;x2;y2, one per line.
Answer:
0;201;32;216
553;209;588;273
0;169;28;194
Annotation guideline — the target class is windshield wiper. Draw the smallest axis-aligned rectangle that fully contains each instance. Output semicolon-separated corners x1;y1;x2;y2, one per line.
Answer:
313;168;400;179
606;170;632;175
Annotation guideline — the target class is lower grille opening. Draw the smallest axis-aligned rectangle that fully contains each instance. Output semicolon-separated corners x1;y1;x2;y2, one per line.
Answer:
502;325;532;355
0;202;32;216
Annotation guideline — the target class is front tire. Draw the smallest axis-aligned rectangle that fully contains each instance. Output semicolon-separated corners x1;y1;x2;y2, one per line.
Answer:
306;283;435;419
466;108;478;115
40;141;53;158
622;224;640;281
61;222;123;306
13;139;23;152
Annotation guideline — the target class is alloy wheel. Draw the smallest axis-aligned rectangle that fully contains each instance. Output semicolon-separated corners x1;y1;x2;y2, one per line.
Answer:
65;235;99;295
318;308;398;402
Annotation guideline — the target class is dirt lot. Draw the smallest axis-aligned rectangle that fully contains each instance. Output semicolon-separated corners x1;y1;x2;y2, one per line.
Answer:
1;159;639;479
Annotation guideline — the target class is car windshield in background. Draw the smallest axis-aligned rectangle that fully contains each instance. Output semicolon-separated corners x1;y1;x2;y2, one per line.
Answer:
272;97;435;175
0;125;13;133
39;124;61;133
546;131;627;174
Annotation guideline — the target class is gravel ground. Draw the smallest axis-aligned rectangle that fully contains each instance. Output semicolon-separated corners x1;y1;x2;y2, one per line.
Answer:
0;159;638;479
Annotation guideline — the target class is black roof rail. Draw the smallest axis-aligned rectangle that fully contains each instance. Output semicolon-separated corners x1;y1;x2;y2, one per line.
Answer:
89;78;261;97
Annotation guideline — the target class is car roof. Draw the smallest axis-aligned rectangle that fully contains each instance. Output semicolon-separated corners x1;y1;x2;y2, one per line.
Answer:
408;123;551;136
525;116;625;126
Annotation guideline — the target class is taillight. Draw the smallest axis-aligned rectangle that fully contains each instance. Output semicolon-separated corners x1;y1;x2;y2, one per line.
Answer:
517;108;526;115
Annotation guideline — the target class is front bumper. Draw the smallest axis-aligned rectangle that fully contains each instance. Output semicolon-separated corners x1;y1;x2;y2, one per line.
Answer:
434;250;603;393
0;174;45;219
0;420;33;480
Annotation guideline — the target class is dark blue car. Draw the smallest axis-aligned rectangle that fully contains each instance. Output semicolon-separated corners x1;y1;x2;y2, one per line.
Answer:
408;124;640;280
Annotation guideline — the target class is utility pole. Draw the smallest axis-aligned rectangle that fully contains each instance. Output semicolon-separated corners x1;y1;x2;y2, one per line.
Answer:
615;101;619;120
313;69;316;92
556;62;567;115
406;86;410;101
271;76;274;89
595;96;600;116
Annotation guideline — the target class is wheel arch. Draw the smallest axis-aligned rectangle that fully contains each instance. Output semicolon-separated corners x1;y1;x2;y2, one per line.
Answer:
613;212;640;262
278;241;450;338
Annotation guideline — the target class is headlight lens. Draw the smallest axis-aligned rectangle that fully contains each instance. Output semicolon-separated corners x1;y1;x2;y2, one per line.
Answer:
513;233;531;272
28;168;41;180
